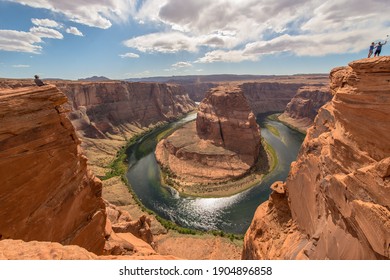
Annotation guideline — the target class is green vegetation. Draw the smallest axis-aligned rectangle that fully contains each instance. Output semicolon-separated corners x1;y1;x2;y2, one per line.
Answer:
99;116;244;242
264;123;280;137
266;113;281;121
262;137;278;172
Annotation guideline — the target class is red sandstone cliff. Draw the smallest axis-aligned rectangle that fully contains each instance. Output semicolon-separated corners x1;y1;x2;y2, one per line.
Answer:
243;57;390;260
155;85;263;196
278;85;332;132
57;81;196;138
52;81;196;176
240;82;304;114
0;85;106;254
196;85;261;164
0;85;178;259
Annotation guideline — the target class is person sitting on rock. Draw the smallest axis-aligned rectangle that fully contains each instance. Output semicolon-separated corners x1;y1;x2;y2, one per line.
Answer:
34;75;45;86
368;42;375;58
374;41;387;57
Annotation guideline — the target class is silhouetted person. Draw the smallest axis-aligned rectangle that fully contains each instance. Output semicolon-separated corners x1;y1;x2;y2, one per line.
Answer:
374;41;387;57
368;42;375;58
34;75;45;86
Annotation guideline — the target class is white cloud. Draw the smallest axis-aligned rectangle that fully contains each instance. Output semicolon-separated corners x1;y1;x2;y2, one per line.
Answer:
0;30;42;53
10;0;137;29
0;25;64;53
66;27;84;36
124;32;199;53
31;18;62;28
196;50;258;63
172;61;192;68
119;52;140;58
30;26;64;39
127;0;390;63
12;64;30;68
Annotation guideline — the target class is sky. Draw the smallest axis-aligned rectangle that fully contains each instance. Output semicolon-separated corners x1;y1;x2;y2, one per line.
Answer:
0;0;389;80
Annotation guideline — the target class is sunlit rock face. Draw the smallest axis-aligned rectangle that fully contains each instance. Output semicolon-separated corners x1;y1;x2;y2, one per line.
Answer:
240;82;303;114
0;85;106;254
196;85;261;166
57;81;197;139
278;85;332;132
155;85;263;195
243;57;390;260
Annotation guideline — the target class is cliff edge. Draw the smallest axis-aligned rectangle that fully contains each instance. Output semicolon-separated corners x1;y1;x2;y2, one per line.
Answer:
0;85;106;254
243;57;390;260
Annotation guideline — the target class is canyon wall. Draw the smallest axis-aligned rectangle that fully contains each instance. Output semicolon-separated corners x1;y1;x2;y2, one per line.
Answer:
278;85;332;132
54;81;196;176
239;82;304;114
243;57;390;260
57;81;196;139
0;85;106;254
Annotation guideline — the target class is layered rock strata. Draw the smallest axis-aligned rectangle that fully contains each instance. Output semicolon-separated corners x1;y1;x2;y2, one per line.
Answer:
0;85;179;259
0;85;106;254
54;81;196;176
155;85;263;196
240;82;304;114
243;57;390;260
278;85;332;133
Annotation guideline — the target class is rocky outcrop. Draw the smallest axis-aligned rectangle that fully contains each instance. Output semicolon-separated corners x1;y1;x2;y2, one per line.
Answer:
0;85;181;259
240;82;304;115
243;57;390;260
196;85;261;164
0;239;179;260
278;85;332;132
155;85;264;196
0;85;106;254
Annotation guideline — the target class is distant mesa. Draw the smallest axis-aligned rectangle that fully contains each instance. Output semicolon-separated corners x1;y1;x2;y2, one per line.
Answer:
78;76;111;82
155;85;268;197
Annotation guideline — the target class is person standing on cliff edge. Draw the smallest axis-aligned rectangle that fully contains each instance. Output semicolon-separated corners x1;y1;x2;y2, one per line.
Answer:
34;75;45;86
374;41;387;57
368;42;375;57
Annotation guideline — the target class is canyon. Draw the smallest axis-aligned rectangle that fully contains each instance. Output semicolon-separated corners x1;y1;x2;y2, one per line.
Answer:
155;85;264;196
0;57;389;260
0;82;195;259
242;57;390;260
278;85;332;133
0;85;106;254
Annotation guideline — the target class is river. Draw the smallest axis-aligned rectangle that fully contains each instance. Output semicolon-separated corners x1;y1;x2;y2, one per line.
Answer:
125;113;305;234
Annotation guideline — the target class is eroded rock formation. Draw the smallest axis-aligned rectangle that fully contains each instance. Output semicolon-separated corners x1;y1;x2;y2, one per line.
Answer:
0;85;106;254
240;82;304;114
0;239;178;260
243;57;390;260
55;81;196;176
0;85;180;259
155;85;263;196
278;85;332;132
57;81;196;139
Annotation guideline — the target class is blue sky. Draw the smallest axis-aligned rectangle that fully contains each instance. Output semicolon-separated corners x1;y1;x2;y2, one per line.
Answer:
0;0;389;80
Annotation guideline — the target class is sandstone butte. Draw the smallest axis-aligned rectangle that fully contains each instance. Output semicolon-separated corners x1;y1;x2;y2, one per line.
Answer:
243;57;390;260
0;85;179;259
278;85;332;133
155;85;264;196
